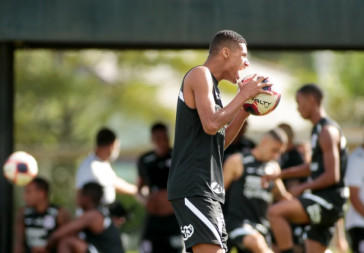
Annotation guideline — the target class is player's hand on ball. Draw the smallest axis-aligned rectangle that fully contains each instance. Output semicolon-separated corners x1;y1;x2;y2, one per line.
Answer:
238;74;273;99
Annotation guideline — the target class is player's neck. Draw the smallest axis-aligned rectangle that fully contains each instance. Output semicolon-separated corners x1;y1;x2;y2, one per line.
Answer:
310;107;326;125
34;200;49;213
251;148;265;162
95;149;109;161
203;59;223;82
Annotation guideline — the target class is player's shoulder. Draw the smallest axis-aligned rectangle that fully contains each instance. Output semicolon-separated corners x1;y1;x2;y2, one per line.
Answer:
267;160;281;174
184;66;212;84
319;123;341;142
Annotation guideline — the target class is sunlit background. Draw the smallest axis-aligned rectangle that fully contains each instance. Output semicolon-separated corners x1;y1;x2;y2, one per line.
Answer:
13;49;364;251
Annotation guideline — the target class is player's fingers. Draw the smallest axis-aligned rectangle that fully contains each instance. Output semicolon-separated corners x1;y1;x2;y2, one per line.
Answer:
256;75;266;83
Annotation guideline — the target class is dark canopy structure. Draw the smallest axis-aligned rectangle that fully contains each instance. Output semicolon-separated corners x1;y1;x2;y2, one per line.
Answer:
1;0;363;252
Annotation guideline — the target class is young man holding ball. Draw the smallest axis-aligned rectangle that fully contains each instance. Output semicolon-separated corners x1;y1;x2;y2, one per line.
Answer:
167;30;272;253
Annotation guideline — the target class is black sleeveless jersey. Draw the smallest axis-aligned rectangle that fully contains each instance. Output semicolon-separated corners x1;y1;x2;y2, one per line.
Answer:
137;149;172;191
310;117;348;194
84;206;124;253
168;68;226;203
225;152;275;232
23;204;59;252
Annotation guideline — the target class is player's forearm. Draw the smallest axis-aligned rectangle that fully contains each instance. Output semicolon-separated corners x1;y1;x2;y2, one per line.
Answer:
280;163;310;179
115;178;138;196
224;109;250;149
350;192;364;217
300;171;337;192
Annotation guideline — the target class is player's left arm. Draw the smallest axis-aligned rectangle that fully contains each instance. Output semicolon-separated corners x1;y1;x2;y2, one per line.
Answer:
47;211;95;248
294;125;341;195
57;207;71;226
114;176;138;196
224;109;250;149
271;162;292;201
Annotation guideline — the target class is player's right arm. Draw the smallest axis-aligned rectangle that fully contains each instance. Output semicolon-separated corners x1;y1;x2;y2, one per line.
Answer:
261;163;310;187
270;163;292;201
47;210;101;248
57;207;71;226
223;153;244;190
349;186;364;217
114;176;138;196
183;67;269;135
14;208;25;253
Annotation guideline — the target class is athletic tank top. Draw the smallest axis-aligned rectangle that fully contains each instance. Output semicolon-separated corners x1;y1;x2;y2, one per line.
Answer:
84;206;124;253
225;151;275;231
23;204;59;252
168;68;225;203
137;149;172;191
310;117;348;194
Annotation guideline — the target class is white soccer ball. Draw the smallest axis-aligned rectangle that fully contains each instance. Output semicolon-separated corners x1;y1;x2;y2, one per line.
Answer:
3;151;38;186
241;74;281;116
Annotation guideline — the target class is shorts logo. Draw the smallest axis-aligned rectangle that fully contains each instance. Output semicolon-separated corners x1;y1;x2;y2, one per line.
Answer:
180;224;194;241
307;204;321;224
211;182;225;195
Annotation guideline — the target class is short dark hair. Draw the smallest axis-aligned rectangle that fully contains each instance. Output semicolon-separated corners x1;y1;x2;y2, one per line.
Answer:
31;177;49;195
96;128;116;146
209;30;247;56
108;201;128;218
81;182;103;205
278;123;294;142
297;83;324;105
267;128;288;145
151;122;168;134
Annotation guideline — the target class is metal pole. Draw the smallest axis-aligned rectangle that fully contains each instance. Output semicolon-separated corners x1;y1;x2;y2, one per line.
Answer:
0;43;14;253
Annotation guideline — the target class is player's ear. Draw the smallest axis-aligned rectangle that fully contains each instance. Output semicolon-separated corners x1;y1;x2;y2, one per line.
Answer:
222;47;230;59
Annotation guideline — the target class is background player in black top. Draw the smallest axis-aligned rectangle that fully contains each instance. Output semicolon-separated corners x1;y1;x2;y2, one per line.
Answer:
14;177;70;253
263;84;349;253
277;123;306;252
47;182;124;253
168;30;273;253
137;123;183;253
224;128;291;253
224;120;256;161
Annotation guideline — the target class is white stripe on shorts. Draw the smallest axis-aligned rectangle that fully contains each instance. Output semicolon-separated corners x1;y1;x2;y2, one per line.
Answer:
184;198;223;249
301;192;333;210
88;244;99;253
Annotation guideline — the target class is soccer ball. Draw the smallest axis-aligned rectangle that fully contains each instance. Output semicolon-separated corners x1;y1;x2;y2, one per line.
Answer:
241;75;281;116
3;151;38;186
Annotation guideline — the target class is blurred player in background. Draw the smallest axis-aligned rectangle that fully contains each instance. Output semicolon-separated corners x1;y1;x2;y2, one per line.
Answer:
75;127;137;222
14;177;70;253
137;123;183;253
224;128;291;253
345;139;364;253
168;29;272;253
264;84;349;253
47;182;124;253
277;123;306;253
